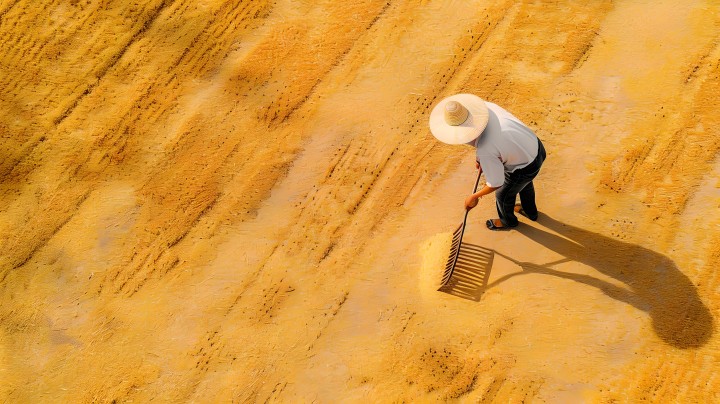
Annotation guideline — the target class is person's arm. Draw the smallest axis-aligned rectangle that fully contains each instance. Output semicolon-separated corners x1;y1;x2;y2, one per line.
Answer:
465;156;503;210
464;184;499;210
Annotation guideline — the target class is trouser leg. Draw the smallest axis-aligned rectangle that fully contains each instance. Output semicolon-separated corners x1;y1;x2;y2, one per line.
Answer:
519;180;538;219
495;178;523;227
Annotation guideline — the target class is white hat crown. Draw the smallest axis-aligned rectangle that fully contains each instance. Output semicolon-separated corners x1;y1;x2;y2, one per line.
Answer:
444;101;469;126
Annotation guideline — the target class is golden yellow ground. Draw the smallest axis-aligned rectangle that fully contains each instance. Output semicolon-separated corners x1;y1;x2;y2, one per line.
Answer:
1;0;719;402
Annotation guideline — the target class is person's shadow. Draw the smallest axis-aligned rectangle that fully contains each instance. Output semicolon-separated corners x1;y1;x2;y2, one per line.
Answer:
486;213;714;349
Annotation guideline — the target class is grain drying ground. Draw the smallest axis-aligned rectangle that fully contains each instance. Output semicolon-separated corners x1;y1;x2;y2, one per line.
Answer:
1;0;719;402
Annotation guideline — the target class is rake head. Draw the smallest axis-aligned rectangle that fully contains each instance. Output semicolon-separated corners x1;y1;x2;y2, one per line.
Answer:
438;242;494;300
438;221;465;288
439;169;483;290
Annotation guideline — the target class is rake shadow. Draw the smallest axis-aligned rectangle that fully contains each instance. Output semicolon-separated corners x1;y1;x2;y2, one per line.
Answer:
438;243;494;302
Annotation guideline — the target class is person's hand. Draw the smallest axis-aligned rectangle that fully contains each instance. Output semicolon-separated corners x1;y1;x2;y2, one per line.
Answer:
464;194;479;210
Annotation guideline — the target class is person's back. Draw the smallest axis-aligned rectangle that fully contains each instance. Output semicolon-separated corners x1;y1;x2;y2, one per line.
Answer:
474;102;539;188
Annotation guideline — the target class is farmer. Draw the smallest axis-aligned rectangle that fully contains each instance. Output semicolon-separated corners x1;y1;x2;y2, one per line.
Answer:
428;94;546;230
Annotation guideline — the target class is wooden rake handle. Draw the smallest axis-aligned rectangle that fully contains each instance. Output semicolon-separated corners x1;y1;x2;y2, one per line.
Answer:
459;167;483;237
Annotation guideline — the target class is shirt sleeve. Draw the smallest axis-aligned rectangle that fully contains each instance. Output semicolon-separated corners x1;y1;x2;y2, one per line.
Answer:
477;154;505;187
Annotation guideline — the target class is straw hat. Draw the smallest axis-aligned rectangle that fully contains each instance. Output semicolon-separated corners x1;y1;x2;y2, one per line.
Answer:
429;94;489;145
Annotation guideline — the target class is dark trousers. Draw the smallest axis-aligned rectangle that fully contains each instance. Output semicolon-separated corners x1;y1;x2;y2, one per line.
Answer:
495;138;546;227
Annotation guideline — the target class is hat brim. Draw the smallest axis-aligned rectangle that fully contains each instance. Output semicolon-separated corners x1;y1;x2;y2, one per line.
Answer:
429;94;489;145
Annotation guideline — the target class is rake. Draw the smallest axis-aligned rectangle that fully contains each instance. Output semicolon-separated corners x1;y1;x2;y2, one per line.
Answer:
438;168;483;289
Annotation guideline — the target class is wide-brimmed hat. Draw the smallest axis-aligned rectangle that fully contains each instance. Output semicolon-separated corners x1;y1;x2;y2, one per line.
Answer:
429;94;489;145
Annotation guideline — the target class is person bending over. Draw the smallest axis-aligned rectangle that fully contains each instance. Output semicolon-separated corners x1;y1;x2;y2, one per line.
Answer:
428;94;546;230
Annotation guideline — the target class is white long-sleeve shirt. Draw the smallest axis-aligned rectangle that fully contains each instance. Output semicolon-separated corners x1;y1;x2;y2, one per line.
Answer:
471;102;539;188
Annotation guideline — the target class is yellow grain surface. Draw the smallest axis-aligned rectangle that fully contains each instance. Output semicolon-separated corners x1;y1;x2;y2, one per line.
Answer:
1;0;719;402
